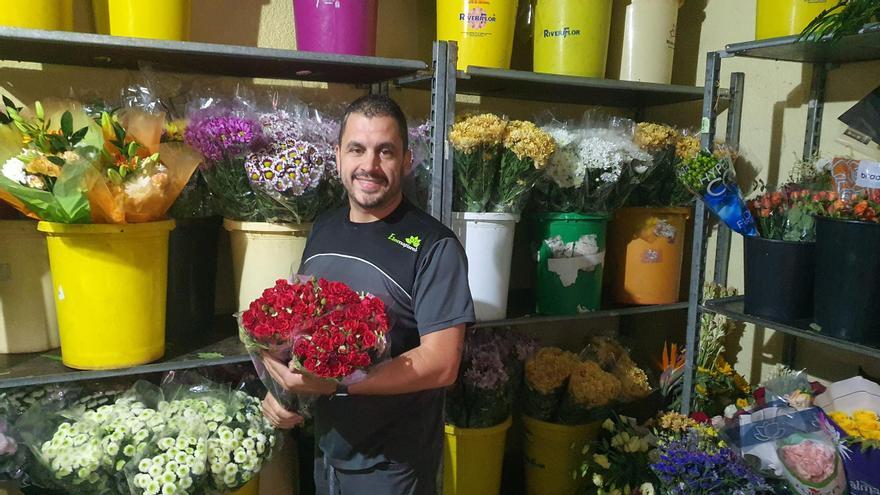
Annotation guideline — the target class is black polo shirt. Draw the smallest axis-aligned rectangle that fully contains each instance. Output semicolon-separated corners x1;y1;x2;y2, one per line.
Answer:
298;198;475;471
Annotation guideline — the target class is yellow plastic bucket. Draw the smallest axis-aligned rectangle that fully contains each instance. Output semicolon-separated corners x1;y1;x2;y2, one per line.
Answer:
755;0;829;40
0;221;60;353
229;477;259;495
444;417;512;495
93;0;191;41
224;220;312;312
38;220;174;370
437;0;519;71
607;207;690;305
522;415;601;495
0;0;73;30
534;0;613;78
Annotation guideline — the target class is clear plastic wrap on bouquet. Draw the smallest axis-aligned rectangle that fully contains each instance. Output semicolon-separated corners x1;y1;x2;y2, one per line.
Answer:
243;102;342;224
405;119;432;211
184;90;277;222
676;144;758;236
537;113;654;214
0;97;103;223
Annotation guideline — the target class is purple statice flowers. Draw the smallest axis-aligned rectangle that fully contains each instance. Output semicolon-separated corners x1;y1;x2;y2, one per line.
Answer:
651;429;770;495
184;113;263;163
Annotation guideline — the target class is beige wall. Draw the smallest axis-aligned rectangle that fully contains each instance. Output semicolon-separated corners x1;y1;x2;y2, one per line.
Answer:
3;0;878;381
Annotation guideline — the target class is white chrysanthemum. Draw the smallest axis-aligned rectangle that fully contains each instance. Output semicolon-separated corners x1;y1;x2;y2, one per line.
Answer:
134;473;151;488
145;480;161;495
2;157;27;184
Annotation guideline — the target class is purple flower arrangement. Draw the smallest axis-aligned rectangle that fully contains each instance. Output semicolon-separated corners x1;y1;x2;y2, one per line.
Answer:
242;110;341;224
184;107;342;223
185;113;264;162
446;330;537;428
651;427;770;495
404;120;432;210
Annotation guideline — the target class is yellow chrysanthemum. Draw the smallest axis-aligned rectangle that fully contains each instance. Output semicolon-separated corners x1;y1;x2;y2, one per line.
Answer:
449;113;507;154
658;412;697;432
568;360;621;408
525;347;579;394
635;122;679;152
736;398;751;410
502;120;555;168
854;410;878;423
613;355;652;401
675;135;700;160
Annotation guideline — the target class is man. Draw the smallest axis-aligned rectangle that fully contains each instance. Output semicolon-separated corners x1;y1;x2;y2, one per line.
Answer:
260;94;475;494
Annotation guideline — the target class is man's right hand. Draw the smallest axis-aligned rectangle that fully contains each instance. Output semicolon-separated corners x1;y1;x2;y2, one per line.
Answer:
261;393;305;430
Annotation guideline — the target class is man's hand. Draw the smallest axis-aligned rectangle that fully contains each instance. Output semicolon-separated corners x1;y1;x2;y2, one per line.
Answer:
261;393;305;429
261;352;337;395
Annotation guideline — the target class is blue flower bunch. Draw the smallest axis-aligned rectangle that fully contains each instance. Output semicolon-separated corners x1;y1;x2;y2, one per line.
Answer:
651;427;770;495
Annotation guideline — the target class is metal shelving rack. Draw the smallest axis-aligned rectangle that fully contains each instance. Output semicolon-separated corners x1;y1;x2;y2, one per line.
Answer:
404;41;730;356
0;31;719;390
681;24;880;415
0;27;429;390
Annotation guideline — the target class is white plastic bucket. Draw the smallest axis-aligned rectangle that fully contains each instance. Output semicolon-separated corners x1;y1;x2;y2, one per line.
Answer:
0;220;60;353
453;212;519;322
619;0;681;84
223;219;312;312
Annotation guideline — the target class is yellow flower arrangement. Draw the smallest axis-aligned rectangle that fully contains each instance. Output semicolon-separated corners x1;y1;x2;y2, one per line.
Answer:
635;122;679;152
658;412;697;433
502;120;555;169
568;360;622;409
829;410;880;441
614;355;652;401
449;113;507;154
674;134;700;160
525;347;579;394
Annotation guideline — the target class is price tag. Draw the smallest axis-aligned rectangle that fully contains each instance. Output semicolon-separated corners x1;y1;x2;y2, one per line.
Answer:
856;160;880;189
700;117;710;134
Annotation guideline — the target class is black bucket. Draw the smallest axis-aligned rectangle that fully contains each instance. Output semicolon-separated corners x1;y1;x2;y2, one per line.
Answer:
814;217;880;345
166;216;222;346
744;235;816;324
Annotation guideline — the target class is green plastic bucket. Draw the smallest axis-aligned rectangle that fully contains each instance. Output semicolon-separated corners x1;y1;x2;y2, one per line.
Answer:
535;212;609;315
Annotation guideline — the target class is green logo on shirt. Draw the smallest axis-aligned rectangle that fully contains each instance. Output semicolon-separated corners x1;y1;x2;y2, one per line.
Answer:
388;233;420;252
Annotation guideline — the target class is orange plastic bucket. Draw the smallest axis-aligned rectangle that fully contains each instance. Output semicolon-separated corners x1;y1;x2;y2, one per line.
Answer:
607;207;690;305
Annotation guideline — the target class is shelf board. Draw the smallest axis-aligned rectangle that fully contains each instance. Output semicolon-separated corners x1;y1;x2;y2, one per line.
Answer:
397;66;707;107
724;24;880;64
0;27;427;84
0;303;688;388
0;318;250;390
702;296;880;360
472;302;688;329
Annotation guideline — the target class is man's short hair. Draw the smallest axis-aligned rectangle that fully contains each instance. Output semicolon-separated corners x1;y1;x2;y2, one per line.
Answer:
338;95;409;152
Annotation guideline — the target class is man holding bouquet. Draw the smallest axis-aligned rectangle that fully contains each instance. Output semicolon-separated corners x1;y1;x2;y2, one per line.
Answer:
260;95;475;494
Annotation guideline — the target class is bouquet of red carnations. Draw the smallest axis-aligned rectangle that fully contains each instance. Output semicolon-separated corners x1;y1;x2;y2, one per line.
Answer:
238;277;390;413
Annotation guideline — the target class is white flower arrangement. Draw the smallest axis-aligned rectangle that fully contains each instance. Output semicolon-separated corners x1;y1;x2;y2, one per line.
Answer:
540;122;653;213
40;420;105;488
34;389;277;495
131;432;207;495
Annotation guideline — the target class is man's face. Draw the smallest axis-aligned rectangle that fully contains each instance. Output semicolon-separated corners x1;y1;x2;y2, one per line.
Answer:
336;113;412;211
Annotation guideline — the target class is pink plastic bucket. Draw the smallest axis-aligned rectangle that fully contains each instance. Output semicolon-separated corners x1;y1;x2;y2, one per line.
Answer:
293;0;379;56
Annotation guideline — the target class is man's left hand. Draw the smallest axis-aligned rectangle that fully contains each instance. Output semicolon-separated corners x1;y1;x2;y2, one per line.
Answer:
261;352;337;395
